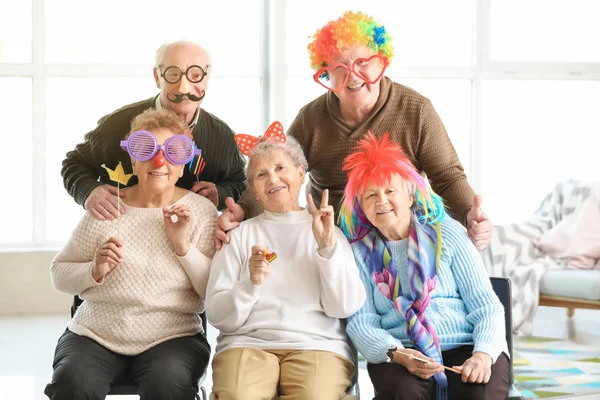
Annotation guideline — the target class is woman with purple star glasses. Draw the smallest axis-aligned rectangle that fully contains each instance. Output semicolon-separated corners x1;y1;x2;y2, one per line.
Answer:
120;129;201;165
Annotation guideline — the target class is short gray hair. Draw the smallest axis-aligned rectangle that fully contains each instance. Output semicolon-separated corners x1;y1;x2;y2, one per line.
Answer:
246;136;308;184
154;40;211;67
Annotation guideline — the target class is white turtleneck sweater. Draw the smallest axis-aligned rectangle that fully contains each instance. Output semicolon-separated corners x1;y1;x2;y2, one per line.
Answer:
205;209;366;363
50;192;217;355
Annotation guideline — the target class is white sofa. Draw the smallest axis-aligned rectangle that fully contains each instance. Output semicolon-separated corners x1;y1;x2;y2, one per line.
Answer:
539;269;600;317
482;180;600;333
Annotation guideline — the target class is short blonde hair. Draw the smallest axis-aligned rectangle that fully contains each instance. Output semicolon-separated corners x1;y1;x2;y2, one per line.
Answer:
127;108;189;139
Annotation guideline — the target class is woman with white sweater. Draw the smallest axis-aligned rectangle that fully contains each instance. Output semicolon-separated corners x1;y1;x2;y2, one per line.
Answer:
205;134;366;399
45;109;217;400
340;134;510;400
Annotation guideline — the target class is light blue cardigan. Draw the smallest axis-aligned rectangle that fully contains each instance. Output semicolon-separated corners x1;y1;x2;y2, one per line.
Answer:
346;216;508;364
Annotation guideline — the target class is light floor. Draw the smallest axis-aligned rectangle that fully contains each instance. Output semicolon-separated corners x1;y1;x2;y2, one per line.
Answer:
1;306;599;400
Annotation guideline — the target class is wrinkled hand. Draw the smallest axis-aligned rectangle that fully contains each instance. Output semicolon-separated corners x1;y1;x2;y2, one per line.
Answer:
249;245;271;286
215;197;245;249
85;185;125;221
191;181;218;206
394;348;445;380
467;194;493;251
163;204;193;256
452;352;492;384
306;189;335;250
92;237;123;282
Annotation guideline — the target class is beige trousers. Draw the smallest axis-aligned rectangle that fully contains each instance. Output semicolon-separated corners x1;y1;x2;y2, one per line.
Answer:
211;347;353;400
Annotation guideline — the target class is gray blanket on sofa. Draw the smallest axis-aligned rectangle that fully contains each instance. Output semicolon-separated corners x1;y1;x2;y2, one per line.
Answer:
482;180;600;335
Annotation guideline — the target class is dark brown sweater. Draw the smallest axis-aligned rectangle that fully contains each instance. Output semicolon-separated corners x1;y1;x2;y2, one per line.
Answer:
61;97;247;211
239;77;474;225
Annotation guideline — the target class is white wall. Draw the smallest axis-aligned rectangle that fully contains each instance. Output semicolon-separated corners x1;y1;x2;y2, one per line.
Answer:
0;251;71;315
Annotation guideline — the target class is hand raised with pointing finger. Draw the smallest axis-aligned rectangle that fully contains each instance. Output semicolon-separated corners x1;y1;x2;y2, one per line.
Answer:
307;189;335;250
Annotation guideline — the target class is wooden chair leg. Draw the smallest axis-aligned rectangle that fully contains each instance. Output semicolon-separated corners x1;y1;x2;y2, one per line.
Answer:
567;308;575;318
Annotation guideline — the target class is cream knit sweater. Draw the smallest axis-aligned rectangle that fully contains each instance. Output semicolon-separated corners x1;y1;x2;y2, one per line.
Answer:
51;192;217;355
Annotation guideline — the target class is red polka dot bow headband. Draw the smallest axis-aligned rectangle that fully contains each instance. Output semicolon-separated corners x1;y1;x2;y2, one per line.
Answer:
234;121;286;156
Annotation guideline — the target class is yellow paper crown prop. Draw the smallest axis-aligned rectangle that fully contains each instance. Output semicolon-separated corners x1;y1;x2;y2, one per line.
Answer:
101;162;133;185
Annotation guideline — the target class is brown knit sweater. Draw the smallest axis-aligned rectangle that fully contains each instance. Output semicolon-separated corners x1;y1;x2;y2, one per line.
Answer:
239;77;474;226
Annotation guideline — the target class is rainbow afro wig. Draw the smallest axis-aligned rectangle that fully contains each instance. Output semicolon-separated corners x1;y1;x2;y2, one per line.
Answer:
308;10;394;71
339;132;446;242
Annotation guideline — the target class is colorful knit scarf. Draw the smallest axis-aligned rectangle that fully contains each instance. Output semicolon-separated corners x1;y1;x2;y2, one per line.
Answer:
359;210;447;400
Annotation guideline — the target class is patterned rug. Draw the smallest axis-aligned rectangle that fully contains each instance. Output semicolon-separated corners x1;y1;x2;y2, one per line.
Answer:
514;336;600;399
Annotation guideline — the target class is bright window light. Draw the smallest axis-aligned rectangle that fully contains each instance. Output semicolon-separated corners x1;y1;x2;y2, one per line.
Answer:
490;0;600;62
286;0;473;68
0;78;33;243
481;80;600;223
0;0;32;63
45;0;262;67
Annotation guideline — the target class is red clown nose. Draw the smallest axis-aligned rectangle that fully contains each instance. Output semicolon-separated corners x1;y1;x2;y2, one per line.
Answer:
152;150;166;168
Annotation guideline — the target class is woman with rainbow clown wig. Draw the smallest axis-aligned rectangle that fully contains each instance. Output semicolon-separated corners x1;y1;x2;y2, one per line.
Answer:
340;133;510;400
219;10;492;253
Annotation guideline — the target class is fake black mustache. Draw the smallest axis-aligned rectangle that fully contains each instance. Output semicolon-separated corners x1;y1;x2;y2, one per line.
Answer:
167;91;205;103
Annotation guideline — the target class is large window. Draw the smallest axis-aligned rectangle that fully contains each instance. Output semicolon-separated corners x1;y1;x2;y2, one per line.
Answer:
481;80;600;222
1;0;599;248
490;0;600;63
0;78;33;243
482;0;600;222
0;0;263;247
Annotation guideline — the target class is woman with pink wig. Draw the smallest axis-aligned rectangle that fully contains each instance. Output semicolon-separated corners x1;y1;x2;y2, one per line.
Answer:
218;10;492;253
341;133;509;400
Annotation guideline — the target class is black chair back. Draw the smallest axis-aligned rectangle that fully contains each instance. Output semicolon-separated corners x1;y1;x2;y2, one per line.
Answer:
490;278;524;400
490;277;514;382
71;295;83;318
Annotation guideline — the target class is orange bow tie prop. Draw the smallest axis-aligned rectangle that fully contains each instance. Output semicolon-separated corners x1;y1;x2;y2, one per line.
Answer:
235;121;286;156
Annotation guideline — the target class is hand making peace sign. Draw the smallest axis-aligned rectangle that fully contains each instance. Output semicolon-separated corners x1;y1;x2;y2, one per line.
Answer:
306;189;336;250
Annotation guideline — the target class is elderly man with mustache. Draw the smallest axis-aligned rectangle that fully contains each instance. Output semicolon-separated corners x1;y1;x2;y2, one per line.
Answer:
62;40;246;218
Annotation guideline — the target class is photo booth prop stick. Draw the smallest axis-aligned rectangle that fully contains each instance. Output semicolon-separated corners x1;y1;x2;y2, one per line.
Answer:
234;121;286;156
188;151;206;181
397;350;462;375
101;162;133;238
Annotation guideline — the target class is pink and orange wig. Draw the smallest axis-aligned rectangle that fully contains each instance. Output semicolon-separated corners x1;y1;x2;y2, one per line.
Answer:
339;133;446;241
308;10;394;71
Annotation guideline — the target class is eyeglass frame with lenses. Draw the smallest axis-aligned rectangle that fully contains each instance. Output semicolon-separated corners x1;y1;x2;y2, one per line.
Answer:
120;130;201;165
312;54;389;93
159;65;210;84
